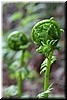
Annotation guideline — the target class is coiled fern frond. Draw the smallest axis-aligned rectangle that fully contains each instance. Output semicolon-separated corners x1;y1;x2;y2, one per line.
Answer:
32;17;64;56
7;31;28;51
31;17;64;98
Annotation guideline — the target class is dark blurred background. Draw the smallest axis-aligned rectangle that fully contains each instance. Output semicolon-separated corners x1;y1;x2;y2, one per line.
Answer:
2;2;65;98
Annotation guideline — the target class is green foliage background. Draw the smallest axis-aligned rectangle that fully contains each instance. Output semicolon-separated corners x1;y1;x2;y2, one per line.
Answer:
3;2;65;98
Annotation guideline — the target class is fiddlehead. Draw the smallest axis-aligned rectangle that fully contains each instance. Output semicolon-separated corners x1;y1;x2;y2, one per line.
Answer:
32;17;64;56
7;31;28;51
7;31;29;97
31;17;64;98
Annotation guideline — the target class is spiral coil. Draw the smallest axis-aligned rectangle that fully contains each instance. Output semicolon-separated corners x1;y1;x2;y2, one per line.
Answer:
8;31;28;51
32;17;64;56
32;17;63;47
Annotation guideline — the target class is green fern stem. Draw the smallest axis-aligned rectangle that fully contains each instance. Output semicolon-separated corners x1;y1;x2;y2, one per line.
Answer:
17;50;25;97
18;72;22;97
44;50;53;98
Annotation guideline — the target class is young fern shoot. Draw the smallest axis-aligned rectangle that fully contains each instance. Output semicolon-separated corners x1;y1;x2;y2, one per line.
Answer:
31;17;64;98
7;31;30;98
